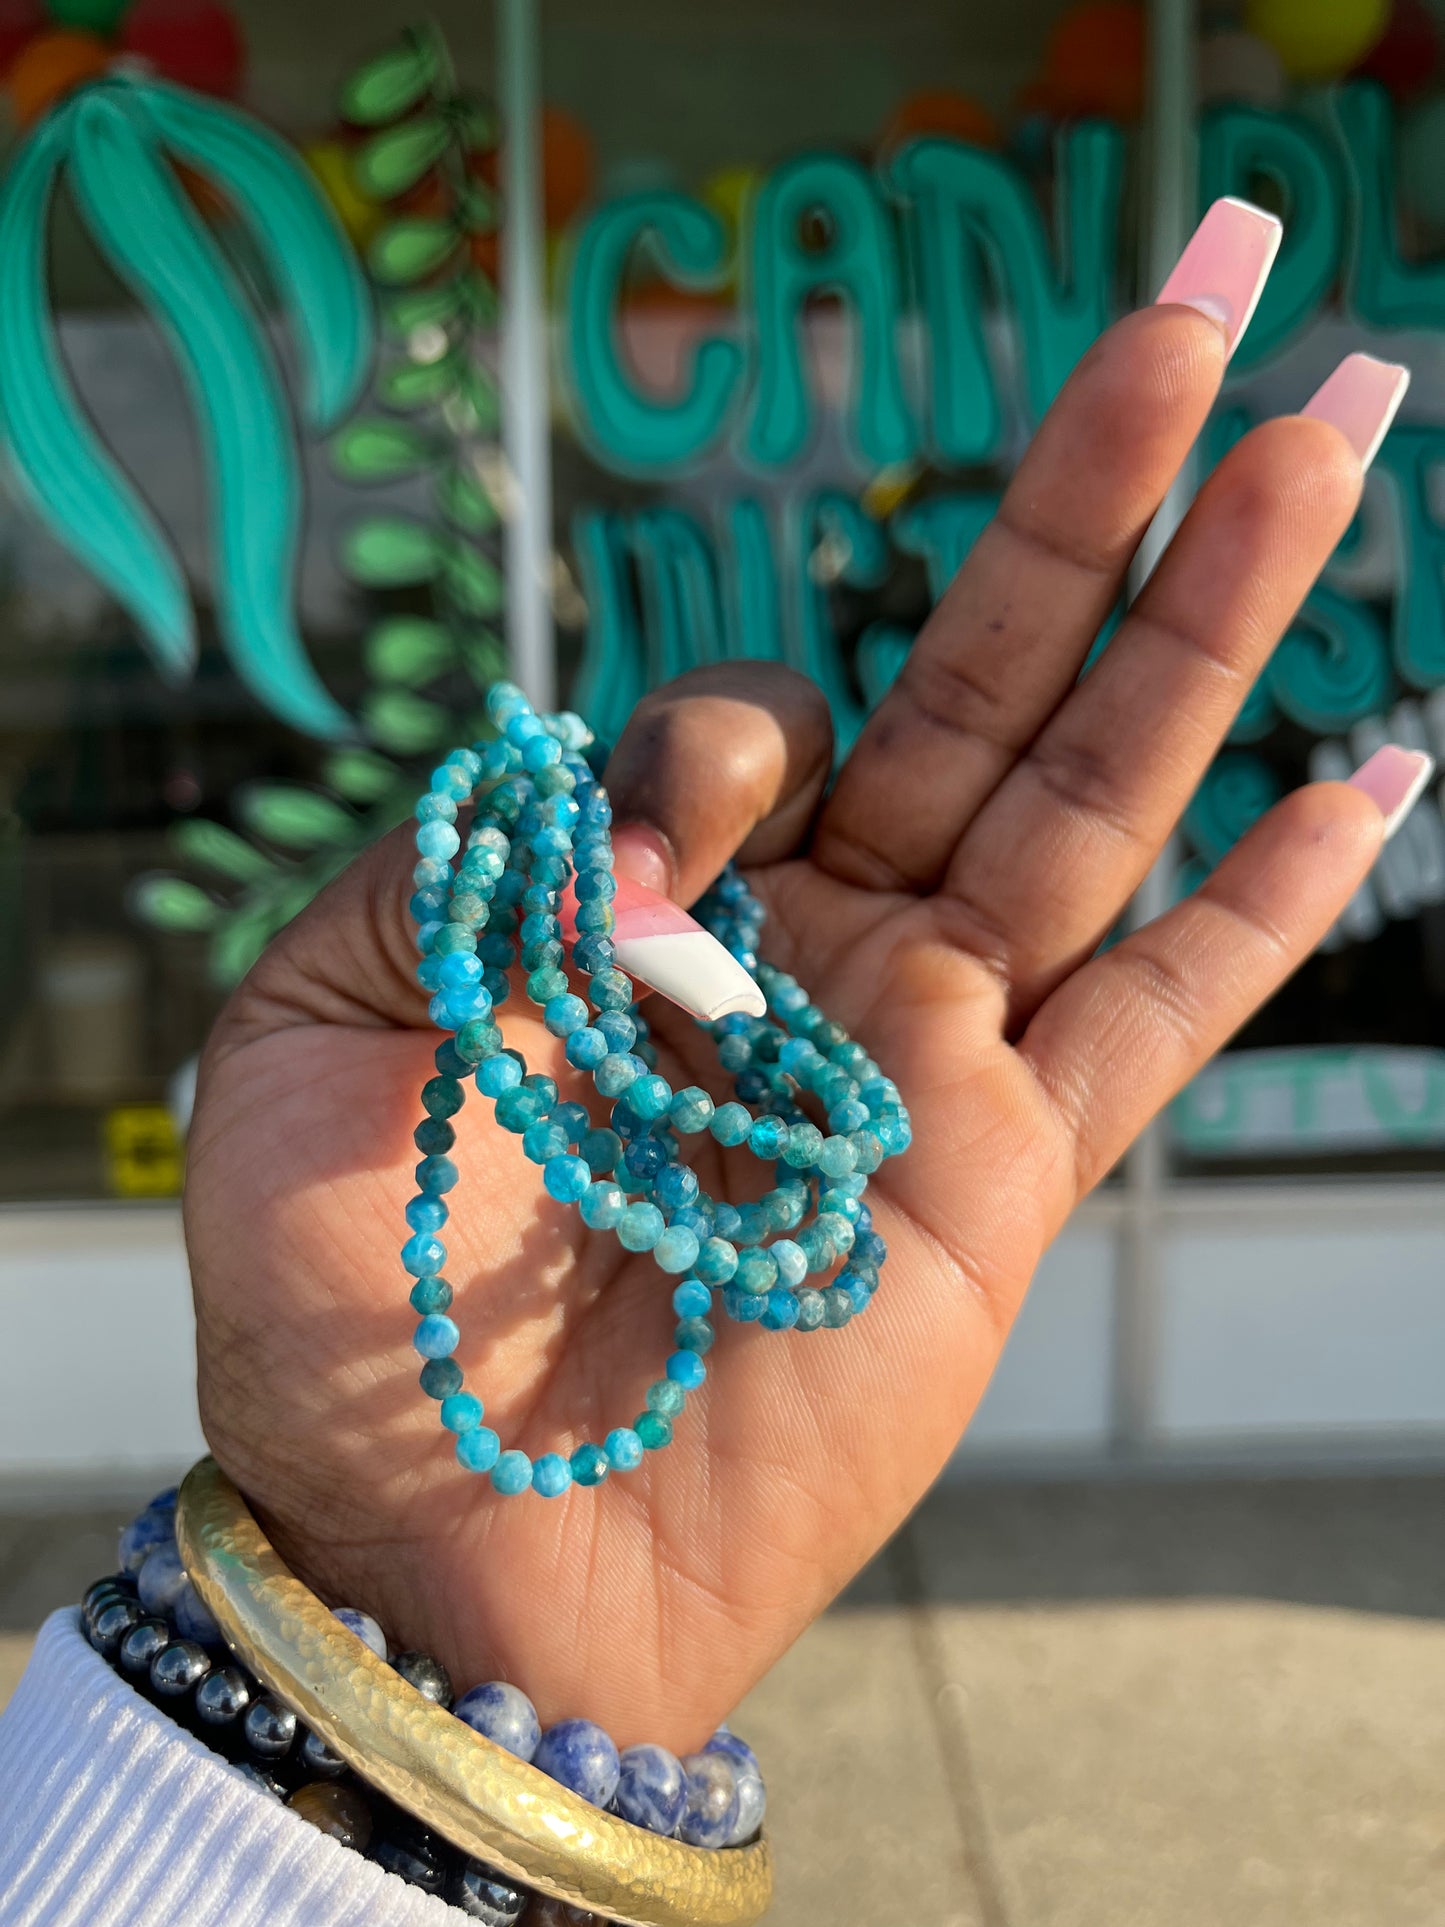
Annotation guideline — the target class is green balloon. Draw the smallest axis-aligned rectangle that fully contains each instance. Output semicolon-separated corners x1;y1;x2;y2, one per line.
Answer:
44;0;131;33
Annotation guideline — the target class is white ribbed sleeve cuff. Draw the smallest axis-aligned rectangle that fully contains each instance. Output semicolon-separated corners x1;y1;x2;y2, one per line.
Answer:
0;1610;464;1927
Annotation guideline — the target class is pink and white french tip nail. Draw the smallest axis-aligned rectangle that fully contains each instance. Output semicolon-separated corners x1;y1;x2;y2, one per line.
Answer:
1347;745;1435;841
560;874;768;1023
1301;353;1410;471
1155;195;1282;361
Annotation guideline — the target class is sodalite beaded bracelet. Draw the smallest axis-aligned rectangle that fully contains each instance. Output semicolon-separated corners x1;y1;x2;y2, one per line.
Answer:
109;1485;767;1868
404;682;910;1498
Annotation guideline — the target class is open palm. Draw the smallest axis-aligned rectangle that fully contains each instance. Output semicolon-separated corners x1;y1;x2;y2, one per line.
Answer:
185;301;1389;1754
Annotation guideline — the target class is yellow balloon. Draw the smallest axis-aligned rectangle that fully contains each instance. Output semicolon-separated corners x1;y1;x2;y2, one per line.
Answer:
1244;0;1390;81
303;140;383;250
701;164;763;240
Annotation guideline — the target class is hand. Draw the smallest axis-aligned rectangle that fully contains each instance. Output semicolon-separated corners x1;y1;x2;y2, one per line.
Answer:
185;292;1402;1754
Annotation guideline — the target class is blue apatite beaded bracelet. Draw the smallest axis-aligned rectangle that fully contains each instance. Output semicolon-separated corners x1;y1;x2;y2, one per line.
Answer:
404;683;910;1498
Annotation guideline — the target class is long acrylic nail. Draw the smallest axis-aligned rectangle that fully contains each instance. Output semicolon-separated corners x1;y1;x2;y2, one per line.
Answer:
1347;745;1434;841
560;874;768;1023
1301;353;1410;471
1154;196;1282;361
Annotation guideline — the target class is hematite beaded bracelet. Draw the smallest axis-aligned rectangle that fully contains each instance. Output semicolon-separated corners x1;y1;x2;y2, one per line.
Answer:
86;1482;768;1922
403;682;910;1495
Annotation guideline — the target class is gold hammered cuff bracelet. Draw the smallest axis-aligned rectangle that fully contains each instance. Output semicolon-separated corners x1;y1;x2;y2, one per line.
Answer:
174;1457;773;1927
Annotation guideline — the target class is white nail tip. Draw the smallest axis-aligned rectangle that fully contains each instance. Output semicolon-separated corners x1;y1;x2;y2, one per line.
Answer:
612;931;768;1023
1384;754;1435;841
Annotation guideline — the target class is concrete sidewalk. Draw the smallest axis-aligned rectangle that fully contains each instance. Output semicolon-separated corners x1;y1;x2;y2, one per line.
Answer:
3;1477;1442;1926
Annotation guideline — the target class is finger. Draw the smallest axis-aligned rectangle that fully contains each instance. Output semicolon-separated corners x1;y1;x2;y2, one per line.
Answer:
937;386;1390;1027
603;659;834;905
1019;756;1429;1196
816;198;1282;894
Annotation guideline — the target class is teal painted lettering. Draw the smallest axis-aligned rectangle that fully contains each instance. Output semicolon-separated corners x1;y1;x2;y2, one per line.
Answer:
1268;583;1392;732
748;155;914;467
725;498;785;662
1335;84;1445;331
631;506;725;683
790;491;890;753
1199;106;1341;365
570;510;646;746
890;124;1122;449
893;491;999;601
565;192;741;469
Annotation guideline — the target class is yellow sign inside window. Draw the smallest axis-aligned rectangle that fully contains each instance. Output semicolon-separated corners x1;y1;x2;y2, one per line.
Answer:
103;1105;184;1199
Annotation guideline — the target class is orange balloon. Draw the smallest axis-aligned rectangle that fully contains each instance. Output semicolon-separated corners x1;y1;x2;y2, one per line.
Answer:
1039;1;1146;121
7;26;108;126
540;103;594;230
877;88;1002;155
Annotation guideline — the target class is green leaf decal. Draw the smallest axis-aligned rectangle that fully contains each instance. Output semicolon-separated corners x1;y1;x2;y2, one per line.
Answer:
322;747;401;805
139;78;375;432
169;818;274;882
0;111;195;680
379;356;459;410
382;283;463;337
443;542;503;617
365;616;455;685
339;32;441;126
210;902;282;983
364;689;449;754
332;418;437;482
68;88;351;742
460;630;508;687
368;219;459;286
343;516;441;586
354;115;450;199
434;465;498;536
236;785;357;851
130;874;220;931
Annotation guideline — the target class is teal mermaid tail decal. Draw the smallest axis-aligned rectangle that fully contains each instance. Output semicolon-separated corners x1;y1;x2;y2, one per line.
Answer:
0;73;374;739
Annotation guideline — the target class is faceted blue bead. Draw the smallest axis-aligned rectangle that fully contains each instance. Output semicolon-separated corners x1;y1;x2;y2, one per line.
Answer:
549;1100;589;1142
420;1358;463;1398
414;1314;459;1359
665;1350;706;1389
565;1027;608;1070
439;952;483;990
652;1163;698;1211
544;994;590;1038
416;1154;459;1194
478;1055;524;1098
173;1581;222;1646
579;1180;625;1229
414;1118;456;1155
422;1077;464;1120
440;1392;484;1433
604;1426;644;1472
578;1128;622;1175
760;1289;800;1331
617;1202;664;1252
456;1427;501;1473
855;1229;887;1269
623;1138;665;1181
748;1116;788;1160
594;1011;636;1053
405;1195;448;1234
771;1239;807;1286
677;1751;739;1849
734;1247;778;1293
532;1453;573;1497
409;1276;452;1315
709;1103;751;1147
654;1227;700;1274
628;1075;672;1121
495;1087;546;1133
333;1607;387;1659
544;1155;591;1203
694;1238;739;1284
402;1233;447;1277
595;1053;644;1098
570;1442;609;1487
615;1743;687;1836
533;1719;620;1807
723;1289;767;1323
707;1733;766;1846
454;1680;543;1761
416;821;461;862
669;1087;715;1133
675;1316;714;1354
417;955;446;992
490;1451;532;1496
646;1377;686;1416
672;1280;711;1319
523;1120;569;1165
